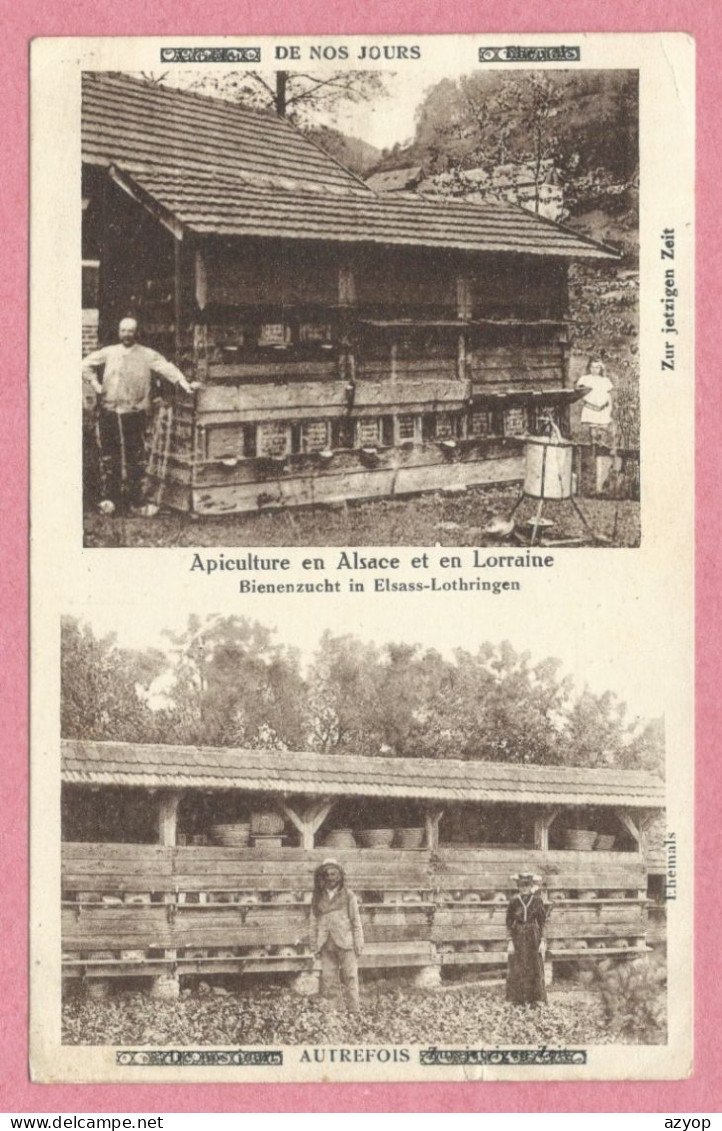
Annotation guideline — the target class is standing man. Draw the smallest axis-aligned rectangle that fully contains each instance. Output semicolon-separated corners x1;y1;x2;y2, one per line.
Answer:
311;858;364;1014
82;317;196;515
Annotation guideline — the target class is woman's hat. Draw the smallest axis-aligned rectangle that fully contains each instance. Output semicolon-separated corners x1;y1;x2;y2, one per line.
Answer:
321;858;340;868
511;872;536;884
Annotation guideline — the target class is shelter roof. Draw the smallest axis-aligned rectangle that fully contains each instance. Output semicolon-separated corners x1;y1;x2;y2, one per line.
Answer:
83;73;617;260
62;739;664;808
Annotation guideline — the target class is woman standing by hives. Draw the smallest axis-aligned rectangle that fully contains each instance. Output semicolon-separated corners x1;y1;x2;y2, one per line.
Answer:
506;873;548;1005
311;858;364;1014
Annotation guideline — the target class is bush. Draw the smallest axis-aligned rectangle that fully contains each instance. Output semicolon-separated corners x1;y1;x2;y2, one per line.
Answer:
589;956;666;1042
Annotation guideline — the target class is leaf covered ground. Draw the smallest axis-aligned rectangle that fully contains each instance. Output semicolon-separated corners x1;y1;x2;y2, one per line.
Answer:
62;981;655;1048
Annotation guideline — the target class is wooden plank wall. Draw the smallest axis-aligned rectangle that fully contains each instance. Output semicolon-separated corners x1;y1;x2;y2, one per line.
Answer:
203;240;340;308
468;343;565;387
139;239;572;512
62;843;650;975
470;258;567;320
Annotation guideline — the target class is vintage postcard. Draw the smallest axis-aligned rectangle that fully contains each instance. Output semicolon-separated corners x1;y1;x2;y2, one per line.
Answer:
70;40;653;552
29;33;694;1084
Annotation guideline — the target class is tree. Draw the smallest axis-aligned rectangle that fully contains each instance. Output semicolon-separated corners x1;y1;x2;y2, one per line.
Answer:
387;70;638;215
60;616;164;742
61;619;661;773
157;615;307;750
178;69;388;126
560;685;631;768
621;716;665;777
306;632;385;755
407;643;574;764
302;124;381;175
518;74;564;212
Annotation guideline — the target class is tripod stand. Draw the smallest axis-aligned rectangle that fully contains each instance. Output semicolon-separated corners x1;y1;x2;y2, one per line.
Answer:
506;427;602;546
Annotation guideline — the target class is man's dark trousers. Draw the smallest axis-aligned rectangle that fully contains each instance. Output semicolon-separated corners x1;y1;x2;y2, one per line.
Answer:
97;409;147;510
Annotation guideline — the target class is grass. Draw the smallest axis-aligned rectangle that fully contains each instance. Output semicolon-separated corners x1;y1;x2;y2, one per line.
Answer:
84;484;640;550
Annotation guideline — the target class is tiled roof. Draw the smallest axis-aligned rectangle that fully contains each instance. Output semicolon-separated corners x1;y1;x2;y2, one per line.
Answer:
62;740;664;808
82;71;368;197
114;166;615;258
83;73;617;260
365;166;423;193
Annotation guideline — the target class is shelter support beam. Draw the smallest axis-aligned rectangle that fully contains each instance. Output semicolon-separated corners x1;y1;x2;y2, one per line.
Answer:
456;274;473;320
174;236;183;362
617;810;642;852
560;268;572;431
338;262;356;305
424;808;444;851
108;164;183;239
279;799;336;849
158;790;183;847
534;807;561;852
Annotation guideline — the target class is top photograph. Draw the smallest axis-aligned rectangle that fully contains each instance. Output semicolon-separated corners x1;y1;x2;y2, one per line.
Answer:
81;65;640;549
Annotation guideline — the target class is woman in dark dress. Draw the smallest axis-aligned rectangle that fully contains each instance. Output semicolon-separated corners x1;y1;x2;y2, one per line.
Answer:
506;873;548;1005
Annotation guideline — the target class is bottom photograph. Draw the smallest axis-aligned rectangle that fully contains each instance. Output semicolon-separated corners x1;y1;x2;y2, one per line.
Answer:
59;611;667;1053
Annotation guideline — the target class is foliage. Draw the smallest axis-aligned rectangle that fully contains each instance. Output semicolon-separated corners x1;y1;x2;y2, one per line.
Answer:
60;616;164;742
303;124;381;176
63;980;636;1047
586;956;666;1042
388;70;638;207
61;615;663;772
622;717;665;777
154;615;307;750
614;380;642;450
370;70;641;445
162;68;388;126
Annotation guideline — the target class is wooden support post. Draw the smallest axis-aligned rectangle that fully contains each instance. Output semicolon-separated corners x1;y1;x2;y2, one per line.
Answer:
533;807;560;852
617;810;642;852
279;799;336;849
337;259;356;386
306;800;335;846
173;234;183;364
456;274;472;321
158;791;182;847
560;264;571;325
424;808;444;851
338;262;356;306
279;803;305;841
457;331;467;384
559;267;572;432
97;173;115;346
194;246;208;311
519;810;536;846
560;340;572;436
638;811;656;857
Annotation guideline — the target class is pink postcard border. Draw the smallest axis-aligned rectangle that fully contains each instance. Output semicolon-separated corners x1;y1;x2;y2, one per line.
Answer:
2;0;720;1113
